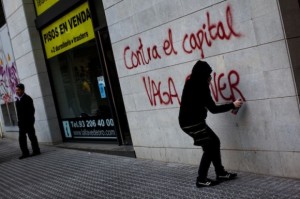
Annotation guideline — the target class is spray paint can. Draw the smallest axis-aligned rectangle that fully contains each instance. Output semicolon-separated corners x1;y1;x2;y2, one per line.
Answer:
231;99;242;115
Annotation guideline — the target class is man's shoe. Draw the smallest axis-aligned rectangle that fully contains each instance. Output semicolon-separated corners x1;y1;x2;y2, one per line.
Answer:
31;151;41;156
19;154;30;159
196;178;219;188
216;172;237;181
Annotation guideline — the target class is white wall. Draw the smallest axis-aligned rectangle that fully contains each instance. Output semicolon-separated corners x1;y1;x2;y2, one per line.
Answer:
104;0;300;178
1;0;61;143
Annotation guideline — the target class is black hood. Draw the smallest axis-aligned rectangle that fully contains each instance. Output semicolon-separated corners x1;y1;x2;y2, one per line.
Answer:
190;60;212;83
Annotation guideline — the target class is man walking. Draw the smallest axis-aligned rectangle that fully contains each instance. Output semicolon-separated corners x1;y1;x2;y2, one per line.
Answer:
15;83;40;159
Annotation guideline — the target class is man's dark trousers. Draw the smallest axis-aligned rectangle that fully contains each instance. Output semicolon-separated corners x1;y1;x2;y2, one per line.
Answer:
19;123;40;156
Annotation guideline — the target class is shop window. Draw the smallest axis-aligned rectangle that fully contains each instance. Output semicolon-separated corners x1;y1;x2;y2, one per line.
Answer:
49;40;110;118
48;40;116;139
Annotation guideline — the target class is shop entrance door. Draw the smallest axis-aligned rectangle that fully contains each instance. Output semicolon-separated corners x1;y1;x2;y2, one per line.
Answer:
95;28;133;145
46;29;132;145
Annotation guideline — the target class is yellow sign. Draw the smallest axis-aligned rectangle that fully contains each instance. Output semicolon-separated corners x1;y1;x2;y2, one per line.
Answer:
42;2;95;59
34;0;59;16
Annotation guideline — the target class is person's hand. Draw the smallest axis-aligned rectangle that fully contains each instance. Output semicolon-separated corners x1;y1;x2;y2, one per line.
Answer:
233;99;243;108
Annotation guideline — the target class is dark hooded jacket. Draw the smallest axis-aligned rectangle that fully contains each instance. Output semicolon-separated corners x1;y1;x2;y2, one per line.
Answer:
178;60;234;127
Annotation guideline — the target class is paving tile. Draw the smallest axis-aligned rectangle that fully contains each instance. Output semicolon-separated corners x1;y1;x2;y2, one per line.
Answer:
0;139;299;199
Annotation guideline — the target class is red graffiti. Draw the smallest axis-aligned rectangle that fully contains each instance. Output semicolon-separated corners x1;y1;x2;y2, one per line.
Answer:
210;70;246;102
163;29;178;56
123;5;242;70
123;29;178;70
143;76;180;106
124;38;162;70
143;70;245;106
182;5;242;58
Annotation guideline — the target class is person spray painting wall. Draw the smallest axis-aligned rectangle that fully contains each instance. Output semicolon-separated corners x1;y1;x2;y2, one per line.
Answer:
179;60;243;187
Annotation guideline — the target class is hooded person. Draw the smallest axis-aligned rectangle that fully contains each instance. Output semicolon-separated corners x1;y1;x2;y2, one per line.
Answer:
178;60;243;187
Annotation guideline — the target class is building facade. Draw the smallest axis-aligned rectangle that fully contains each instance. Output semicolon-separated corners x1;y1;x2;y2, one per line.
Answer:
1;0;132;146
0;0;299;179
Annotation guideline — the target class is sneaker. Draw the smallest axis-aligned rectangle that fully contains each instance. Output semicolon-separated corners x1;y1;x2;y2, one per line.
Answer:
19;154;30;159
196;178;219;188
217;172;237;181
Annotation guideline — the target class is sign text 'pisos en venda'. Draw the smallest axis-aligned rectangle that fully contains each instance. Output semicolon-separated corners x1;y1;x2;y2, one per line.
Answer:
42;2;95;59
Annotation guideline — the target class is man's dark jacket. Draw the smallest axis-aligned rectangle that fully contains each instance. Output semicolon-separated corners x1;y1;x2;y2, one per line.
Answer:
179;60;234;127
16;93;35;126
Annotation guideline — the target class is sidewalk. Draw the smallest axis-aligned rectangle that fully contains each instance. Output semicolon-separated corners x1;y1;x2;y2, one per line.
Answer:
0;138;299;199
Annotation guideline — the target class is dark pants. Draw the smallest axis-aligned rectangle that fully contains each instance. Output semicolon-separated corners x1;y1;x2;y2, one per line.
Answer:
197;126;225;181
19;124;40;155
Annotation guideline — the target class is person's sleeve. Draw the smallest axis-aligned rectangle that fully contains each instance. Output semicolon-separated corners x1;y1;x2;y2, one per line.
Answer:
205;90;235;114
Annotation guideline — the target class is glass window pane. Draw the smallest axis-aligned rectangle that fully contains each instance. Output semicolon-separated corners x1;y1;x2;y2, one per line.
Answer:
48;40;116;139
